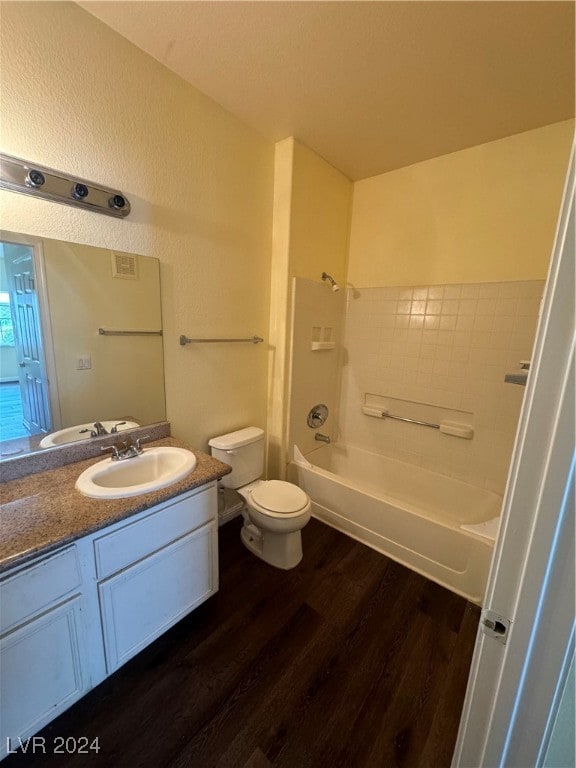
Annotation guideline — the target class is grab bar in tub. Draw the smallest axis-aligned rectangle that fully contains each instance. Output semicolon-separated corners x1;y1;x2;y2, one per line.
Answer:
362;405;439;429
361;405;473;439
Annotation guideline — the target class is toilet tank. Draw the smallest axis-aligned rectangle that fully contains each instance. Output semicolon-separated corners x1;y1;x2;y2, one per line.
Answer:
208;427;264;489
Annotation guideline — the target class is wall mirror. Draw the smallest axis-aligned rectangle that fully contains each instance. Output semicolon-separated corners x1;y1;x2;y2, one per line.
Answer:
0;231;166;458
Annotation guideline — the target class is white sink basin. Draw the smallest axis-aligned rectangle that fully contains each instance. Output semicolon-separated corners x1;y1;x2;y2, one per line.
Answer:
76;447;197;499
40;420;139;448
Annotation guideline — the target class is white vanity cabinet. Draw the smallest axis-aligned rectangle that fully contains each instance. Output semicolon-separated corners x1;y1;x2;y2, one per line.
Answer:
0;547;91;757
0;482;218;759
94;486;218;673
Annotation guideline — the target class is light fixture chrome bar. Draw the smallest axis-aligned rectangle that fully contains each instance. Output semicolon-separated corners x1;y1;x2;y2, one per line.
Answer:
180;335;264;346
99;328;162;337
0;153;131;219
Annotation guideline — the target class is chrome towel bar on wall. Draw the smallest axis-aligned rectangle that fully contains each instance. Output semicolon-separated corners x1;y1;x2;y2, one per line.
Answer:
179;335;264;346
99;328;163;337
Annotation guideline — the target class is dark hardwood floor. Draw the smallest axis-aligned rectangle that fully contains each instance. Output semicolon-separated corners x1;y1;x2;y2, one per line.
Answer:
5;518;480;768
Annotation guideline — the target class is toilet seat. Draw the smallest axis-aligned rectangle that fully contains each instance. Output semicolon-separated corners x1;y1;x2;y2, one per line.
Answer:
250;480;309;517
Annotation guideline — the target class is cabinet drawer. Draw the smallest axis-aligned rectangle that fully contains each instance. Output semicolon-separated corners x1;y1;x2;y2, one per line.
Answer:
99;521;216;672
0;547;81;634
93;485;215;579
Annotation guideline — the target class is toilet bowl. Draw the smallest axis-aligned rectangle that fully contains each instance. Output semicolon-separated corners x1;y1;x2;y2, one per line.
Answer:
238;480;311;569
208;428;311;569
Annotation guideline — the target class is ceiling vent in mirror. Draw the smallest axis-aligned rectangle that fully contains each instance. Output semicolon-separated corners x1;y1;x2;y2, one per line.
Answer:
111;252;138;280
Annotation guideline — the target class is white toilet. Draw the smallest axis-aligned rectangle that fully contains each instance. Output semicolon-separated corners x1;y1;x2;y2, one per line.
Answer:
208;427;311;569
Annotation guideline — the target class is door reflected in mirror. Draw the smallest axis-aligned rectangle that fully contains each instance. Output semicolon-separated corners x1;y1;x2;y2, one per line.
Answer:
0;232;166;458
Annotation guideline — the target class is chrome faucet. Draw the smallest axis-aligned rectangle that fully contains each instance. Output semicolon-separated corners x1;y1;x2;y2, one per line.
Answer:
101;435;150;461
315;433;331;444
79;421;109;438
79;421;128;438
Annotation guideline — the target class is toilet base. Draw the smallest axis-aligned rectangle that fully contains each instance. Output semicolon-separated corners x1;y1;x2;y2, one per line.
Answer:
240;522;303;570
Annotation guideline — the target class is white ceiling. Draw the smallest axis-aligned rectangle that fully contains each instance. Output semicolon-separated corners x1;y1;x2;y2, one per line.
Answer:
80;1;575;180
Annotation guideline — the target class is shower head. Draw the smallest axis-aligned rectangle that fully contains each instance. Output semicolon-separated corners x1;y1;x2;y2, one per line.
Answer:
321;272;340;292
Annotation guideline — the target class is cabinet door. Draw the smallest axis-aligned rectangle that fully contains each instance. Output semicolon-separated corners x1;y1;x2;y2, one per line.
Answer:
99;522;216;673
0;596;88;757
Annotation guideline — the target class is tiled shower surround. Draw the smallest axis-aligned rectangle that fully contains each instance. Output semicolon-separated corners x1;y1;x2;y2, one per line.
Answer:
340;280;545;493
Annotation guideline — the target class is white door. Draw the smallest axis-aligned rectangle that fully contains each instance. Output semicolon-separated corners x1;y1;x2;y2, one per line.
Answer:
2;241;51;434
452;145;575;766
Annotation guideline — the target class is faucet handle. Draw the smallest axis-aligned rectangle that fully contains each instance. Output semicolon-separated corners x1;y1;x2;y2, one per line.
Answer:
101;445;121;460
110;421;127;434
135;435;151;451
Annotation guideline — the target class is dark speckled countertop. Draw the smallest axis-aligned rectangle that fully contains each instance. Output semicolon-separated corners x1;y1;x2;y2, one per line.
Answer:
0;437;231;574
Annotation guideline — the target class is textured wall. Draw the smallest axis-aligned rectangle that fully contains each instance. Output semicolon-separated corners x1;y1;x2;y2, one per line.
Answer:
348;121;574;287
289;140;351;286
0;2;274;452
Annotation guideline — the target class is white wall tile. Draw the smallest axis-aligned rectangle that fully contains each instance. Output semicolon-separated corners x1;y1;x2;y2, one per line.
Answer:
338;279;544;493
444;285;462;299
478;283;501;298
440;315;457;330
426;299;443;315
442;299;460;315
427;285;445;300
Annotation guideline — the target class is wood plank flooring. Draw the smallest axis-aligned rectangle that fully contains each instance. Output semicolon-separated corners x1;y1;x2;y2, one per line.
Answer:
4;518;480;768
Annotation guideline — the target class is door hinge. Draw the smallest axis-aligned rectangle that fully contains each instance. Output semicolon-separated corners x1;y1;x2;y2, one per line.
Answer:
481;609;511;645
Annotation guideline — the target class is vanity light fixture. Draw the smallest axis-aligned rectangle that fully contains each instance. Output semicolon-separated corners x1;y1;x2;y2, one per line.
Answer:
0;153;131;219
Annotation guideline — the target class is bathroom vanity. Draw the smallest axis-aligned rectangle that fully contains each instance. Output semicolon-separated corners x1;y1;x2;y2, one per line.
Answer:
0;440;230;759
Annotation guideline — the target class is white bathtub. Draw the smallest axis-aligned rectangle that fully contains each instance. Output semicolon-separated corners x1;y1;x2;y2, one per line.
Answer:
288;443;501;605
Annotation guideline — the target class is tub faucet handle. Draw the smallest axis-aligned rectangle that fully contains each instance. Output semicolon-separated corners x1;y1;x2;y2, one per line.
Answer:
315;433;331;444
307;403;329;428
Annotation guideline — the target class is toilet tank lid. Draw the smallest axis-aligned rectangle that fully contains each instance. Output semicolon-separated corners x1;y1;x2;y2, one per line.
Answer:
208;426;264;450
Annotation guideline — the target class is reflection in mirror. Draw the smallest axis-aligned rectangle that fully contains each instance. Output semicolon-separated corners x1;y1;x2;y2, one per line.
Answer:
0;232;166;458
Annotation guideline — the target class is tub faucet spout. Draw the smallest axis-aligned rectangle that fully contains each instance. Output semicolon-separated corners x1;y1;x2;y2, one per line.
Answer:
315;433;331;444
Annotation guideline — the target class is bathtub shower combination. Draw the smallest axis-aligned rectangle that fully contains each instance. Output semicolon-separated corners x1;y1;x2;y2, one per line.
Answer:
289;443;501;604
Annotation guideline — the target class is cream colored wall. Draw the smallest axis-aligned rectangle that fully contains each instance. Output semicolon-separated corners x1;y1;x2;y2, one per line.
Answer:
288;278;344;455
348;121;574;287
267;138;352;476
289;141;351;285
42;239;165;427
0;2;273;451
